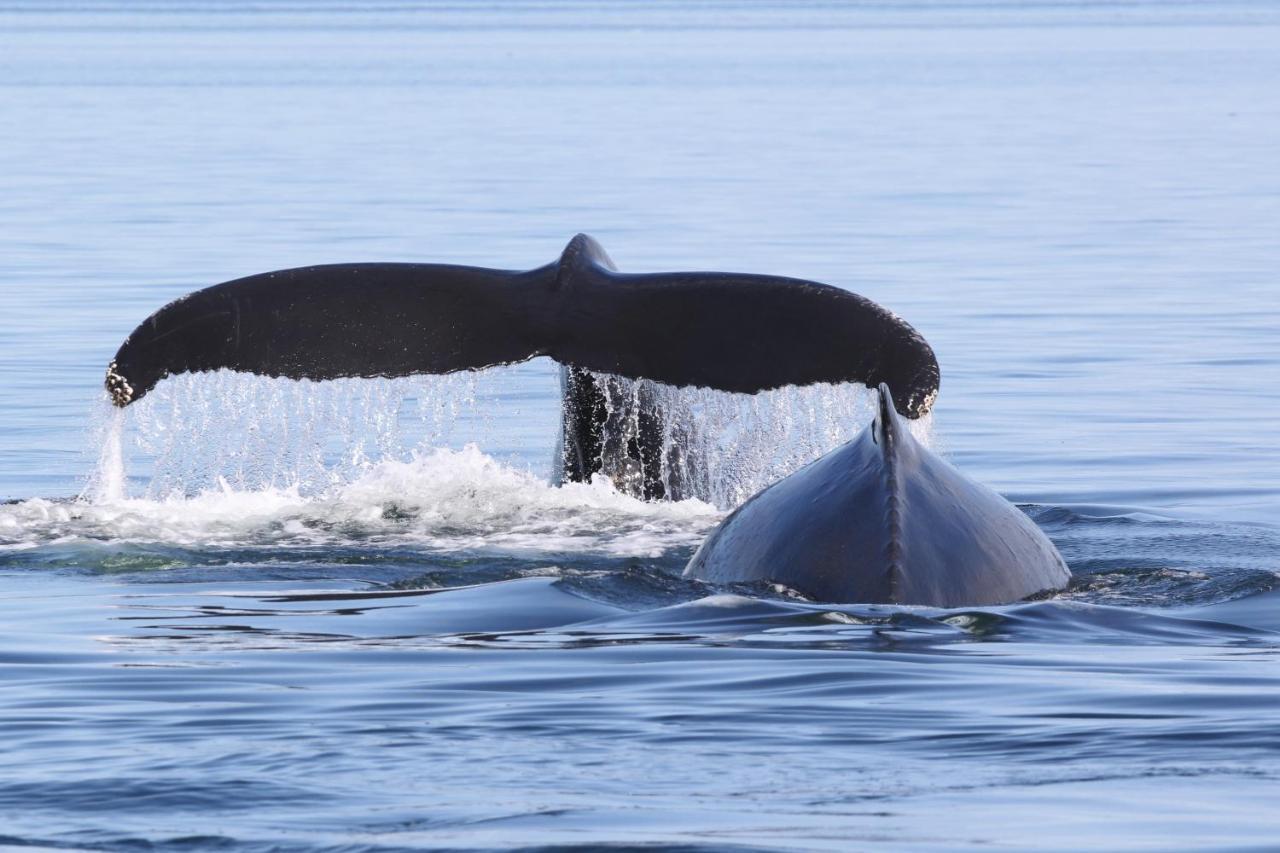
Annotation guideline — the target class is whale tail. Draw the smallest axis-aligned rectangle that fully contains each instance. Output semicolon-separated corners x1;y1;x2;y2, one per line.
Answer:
106;233;939;419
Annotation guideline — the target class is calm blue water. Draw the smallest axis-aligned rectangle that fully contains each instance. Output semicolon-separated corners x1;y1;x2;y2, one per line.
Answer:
1;2;1279;850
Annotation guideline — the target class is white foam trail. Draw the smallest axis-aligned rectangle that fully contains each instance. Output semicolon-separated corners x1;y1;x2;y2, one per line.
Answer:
3;445;720;557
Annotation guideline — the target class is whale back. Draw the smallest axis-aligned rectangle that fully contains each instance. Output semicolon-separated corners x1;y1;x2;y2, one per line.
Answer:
683;385;1069;607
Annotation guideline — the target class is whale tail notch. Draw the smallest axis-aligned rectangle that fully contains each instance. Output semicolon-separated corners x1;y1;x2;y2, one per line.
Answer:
105;234;940;419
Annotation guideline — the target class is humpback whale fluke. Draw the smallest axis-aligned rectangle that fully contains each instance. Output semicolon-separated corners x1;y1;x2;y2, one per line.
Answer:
683;384;1070;607
105;234;939;419
102;238;1069;605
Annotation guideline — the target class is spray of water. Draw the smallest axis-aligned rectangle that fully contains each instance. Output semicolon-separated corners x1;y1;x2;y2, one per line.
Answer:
580;373;900;508
80;403;126;504
8;365;935;554
119;370;488;498
79;366;929;508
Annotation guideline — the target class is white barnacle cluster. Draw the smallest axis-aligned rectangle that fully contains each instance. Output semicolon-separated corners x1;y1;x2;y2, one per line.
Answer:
104;361;134;406
917;386;939;417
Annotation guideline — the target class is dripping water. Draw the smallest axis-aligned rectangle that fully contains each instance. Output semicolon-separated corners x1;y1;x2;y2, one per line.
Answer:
580;370;934;508
79;403;126;503
78;363;929;511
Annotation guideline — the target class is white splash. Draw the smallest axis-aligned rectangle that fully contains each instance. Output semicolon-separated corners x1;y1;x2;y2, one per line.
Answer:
77;366;920;509
7;366;936;556
125;369;491;498
3;445;720;558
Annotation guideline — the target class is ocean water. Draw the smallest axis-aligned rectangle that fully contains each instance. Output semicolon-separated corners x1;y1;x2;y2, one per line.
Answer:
1;2;1279;850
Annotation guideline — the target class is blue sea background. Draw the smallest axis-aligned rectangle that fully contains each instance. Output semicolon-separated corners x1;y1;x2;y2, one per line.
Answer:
0;2;1278;850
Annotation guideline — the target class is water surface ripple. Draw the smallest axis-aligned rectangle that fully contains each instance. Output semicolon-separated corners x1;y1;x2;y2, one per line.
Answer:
1;1;1278;850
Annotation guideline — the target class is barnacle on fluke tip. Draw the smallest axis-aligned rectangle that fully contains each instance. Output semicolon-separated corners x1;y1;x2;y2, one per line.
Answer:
104;361;133;407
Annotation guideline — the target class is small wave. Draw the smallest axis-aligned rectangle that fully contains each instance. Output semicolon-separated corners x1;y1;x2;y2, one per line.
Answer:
98;573;1280;655
1059;565;1278;608
1028;504;1180;527
0;777;320;814
1029;502;1280;608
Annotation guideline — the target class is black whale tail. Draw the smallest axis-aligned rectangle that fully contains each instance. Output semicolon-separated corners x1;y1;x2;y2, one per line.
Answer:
106;234;940;419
